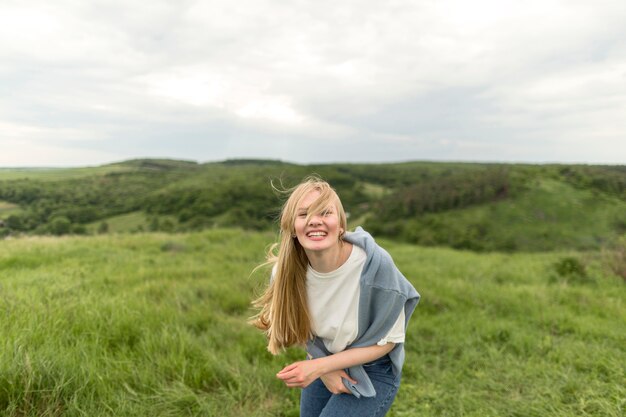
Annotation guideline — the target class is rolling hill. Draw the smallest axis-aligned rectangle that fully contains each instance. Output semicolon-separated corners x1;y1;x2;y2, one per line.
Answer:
0;159;624;252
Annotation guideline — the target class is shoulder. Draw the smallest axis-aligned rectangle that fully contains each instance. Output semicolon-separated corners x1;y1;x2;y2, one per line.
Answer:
348;229;418;300
343;227;383;257
344;227;395;265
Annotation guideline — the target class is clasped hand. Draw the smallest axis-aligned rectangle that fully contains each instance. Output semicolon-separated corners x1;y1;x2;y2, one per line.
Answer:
276;360;357;394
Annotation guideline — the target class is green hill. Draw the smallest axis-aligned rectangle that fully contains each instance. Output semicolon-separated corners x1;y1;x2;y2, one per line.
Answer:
371;178;626;251
0;230;623;416
0;159;624;252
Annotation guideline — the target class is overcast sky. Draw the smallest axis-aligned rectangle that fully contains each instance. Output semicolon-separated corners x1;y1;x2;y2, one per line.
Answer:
1;0;625;167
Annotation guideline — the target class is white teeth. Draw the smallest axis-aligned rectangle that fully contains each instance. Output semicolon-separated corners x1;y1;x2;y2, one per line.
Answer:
307;232;327;237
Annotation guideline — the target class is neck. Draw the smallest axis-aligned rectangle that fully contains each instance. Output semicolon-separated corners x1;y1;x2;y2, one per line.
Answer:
306;241;353;273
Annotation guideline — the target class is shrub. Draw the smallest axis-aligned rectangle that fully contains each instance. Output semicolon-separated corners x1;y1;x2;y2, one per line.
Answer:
552;256;591;284
71;224;88;235
98;221;109;234
6;214;24;231
48;216;72;236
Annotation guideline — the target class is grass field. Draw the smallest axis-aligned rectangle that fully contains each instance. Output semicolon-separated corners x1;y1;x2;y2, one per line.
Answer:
0;201;21;217
83;212;180;234
0;166;132;181
0;229;624;416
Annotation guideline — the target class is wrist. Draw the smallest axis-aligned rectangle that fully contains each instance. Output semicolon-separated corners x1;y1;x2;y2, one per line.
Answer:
313;357;330;377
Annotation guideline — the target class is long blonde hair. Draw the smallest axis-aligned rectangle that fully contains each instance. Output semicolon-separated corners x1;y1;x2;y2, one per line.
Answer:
250;176;348;354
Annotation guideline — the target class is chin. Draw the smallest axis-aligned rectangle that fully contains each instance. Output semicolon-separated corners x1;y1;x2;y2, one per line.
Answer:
302;240;337;252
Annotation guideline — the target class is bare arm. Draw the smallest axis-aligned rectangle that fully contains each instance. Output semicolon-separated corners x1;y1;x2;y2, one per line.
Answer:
276;343;395;389
313;343;394;375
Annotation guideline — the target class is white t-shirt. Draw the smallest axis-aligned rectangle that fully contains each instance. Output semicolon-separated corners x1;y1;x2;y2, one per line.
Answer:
307;245;406;353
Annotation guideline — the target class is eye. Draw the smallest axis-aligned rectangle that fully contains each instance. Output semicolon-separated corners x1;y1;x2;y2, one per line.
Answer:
322;210;333;217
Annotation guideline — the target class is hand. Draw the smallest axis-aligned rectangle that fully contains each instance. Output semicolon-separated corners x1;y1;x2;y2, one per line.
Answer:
320;370;357;395
276;360;322;389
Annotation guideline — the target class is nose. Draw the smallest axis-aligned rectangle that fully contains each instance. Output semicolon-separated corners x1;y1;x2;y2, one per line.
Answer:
308;214;323;225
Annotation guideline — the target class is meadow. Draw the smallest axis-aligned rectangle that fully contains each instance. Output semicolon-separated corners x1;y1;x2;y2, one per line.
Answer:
1;229;623;416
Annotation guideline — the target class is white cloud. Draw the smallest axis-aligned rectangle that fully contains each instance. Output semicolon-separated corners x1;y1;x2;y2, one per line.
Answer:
235;98;303;124
139;68;231;108
0;121;105;142
0;137;119;167
0;0;624;166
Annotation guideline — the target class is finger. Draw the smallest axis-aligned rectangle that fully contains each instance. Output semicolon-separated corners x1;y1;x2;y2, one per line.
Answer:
277;368;300;379
339;381;354;395
277;363;298;375
279;371;305;382
276;372;297;381
339;371;358;385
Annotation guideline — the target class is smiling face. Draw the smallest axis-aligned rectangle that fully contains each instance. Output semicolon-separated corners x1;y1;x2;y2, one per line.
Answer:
293;190;344;255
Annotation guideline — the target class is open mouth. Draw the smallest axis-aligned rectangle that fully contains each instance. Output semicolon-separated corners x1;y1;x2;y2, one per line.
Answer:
306;231;327;238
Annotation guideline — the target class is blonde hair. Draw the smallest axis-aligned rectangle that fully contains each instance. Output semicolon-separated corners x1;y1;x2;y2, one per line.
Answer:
250;176;348;354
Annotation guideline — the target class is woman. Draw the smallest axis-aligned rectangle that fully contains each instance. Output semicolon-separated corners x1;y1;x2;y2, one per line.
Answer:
251;176;420;417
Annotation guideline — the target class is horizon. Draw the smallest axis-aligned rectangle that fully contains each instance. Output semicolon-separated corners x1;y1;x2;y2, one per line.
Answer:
1;156;626;170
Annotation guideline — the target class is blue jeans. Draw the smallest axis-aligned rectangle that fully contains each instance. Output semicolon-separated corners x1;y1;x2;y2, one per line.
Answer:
300;355;401;417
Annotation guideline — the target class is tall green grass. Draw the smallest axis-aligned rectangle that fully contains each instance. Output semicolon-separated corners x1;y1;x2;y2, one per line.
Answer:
0;230;623;416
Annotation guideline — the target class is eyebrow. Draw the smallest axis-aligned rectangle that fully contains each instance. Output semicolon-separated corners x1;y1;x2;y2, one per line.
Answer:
297;205;334;212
